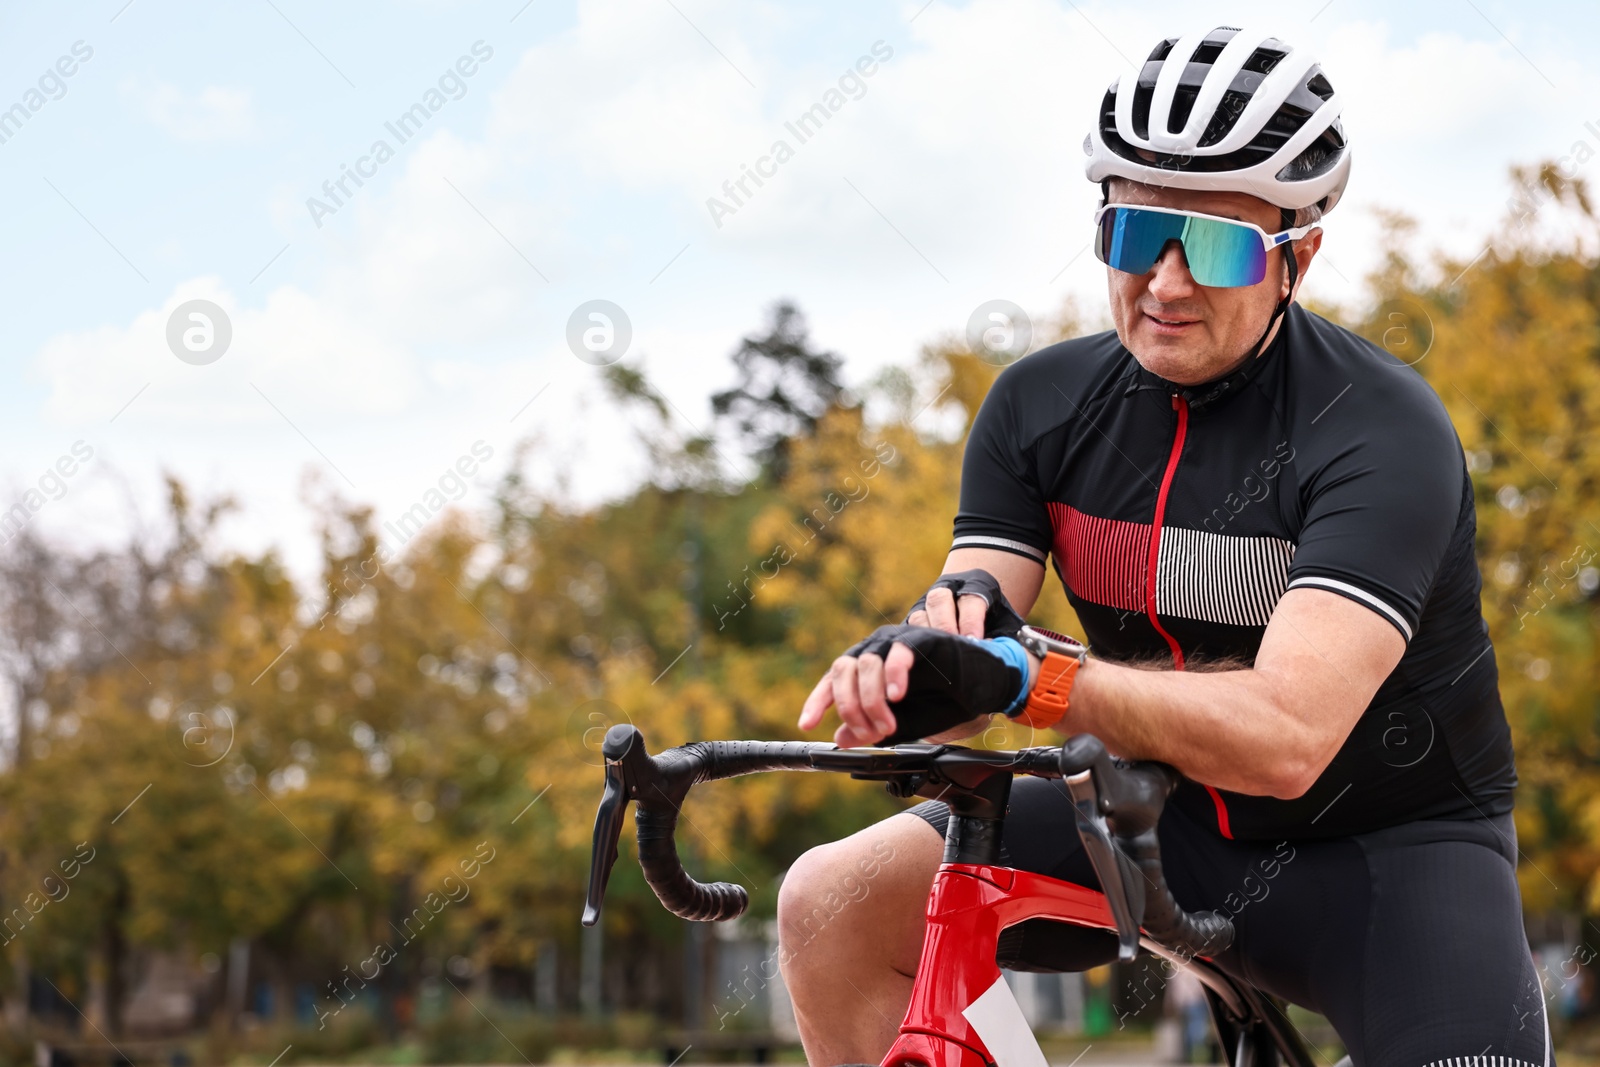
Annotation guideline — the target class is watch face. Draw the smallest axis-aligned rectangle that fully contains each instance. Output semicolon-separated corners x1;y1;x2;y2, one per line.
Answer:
1021;625;1085;656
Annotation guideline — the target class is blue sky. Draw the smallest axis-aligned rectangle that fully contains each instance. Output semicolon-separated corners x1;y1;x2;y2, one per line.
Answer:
2;0;1595;579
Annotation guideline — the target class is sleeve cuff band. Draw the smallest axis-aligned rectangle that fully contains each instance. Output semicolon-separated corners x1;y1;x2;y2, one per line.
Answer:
1287;576;1414;641
951;535;1048;562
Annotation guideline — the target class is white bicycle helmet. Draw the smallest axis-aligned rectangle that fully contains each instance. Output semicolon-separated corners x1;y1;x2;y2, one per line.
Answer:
1084;27;1350;215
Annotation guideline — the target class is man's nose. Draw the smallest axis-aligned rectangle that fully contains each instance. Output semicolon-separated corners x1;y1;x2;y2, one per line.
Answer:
1147;240;1196;300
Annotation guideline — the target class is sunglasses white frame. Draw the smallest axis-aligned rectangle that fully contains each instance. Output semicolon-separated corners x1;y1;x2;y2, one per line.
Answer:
1092;203;1319;252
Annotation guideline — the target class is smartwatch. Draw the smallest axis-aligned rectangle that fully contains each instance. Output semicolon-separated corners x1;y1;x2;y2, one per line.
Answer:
1011;626;1089;731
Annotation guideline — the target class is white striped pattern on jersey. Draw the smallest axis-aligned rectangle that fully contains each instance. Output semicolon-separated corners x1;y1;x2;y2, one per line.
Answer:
1155;525;1296;628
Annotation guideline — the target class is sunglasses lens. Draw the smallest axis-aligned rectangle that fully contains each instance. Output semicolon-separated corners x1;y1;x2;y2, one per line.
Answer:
1179;215;1267;287
1095;208;1268;288
1096;207;1183;276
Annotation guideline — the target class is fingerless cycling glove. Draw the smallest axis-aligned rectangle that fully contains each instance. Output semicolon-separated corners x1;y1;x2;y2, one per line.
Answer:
903;568;1026;640
843;624;1030;745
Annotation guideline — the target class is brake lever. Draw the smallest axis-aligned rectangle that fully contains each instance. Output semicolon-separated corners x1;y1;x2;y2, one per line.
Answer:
1059;735;1150;961
581;755;628;927
1064;768;1145;961
582;725;654;927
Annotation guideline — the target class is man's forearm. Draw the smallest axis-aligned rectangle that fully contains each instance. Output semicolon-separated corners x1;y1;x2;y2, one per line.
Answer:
1059;657;1328;798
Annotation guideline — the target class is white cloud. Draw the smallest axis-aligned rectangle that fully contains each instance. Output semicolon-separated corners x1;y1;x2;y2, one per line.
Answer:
33;278;422;425
313;132;560;349
124;80;258;141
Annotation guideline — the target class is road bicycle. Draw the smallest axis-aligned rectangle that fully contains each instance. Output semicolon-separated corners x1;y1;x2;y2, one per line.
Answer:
582;723;1341;1067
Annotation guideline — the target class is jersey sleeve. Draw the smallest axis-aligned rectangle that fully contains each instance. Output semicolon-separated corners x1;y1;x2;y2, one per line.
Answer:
1285;403;1466;642
951;371;1054;563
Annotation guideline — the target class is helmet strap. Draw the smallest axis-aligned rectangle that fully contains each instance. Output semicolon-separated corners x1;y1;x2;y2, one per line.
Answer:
1244;240;1298;362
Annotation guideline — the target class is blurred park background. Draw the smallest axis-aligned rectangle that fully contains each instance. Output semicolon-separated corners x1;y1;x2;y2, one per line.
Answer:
8;0;1600;1062
3;164;1600;1064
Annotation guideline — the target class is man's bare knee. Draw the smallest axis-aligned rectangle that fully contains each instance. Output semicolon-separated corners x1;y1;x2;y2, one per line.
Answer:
778;812;943;977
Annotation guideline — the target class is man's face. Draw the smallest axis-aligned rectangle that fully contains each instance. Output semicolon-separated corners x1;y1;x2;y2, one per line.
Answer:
1104;180;1321;386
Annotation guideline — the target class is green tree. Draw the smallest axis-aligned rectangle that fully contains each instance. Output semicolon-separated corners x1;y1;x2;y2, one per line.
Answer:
712;301;851;484
1356;164;1600;916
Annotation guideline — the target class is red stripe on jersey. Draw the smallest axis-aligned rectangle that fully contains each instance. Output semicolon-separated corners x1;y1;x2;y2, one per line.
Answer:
1047;503;1149;612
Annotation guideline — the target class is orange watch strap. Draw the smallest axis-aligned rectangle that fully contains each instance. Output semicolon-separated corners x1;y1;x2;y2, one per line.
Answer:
1015;650;1081;730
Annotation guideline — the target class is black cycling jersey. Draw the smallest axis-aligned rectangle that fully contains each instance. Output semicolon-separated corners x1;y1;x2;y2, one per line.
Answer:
953;302;1517;840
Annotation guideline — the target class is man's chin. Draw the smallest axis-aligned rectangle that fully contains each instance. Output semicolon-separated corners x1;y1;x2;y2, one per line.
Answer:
1128;331;1219;386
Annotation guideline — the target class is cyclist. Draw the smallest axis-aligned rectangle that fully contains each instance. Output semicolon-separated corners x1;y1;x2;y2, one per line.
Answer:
785;27;1546;1067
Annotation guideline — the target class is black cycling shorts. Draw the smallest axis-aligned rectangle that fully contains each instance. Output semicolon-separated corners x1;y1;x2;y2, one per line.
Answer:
904;778;1551;1067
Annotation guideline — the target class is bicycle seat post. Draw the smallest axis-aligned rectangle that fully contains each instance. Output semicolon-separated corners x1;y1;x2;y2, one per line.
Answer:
939;768;1012;865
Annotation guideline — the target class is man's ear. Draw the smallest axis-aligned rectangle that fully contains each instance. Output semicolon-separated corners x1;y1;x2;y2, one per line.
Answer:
1283;229;1323;300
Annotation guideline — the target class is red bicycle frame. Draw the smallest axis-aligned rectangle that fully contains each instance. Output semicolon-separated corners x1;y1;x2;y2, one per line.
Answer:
885;863;1119;1067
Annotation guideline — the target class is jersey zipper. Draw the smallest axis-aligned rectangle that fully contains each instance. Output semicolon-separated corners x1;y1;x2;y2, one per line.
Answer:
1146;394;1188;668
1149;394;1234;839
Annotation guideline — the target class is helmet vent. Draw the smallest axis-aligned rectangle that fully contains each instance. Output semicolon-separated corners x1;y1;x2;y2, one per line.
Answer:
1168;85;1200;133
1148;37;1178;62
1258;102;1314;152
1198;89;1252;147
1241;46;1286;75
1276;119;1347;182
1131;82;1155;139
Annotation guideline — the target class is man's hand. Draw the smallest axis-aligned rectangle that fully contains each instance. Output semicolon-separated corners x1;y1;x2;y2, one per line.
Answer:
801;578;995;746
799;562;1040;747
907;583;991;636
797;625;1029;748
798;641;919;748
905;568;1025;638
797;638;996;747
